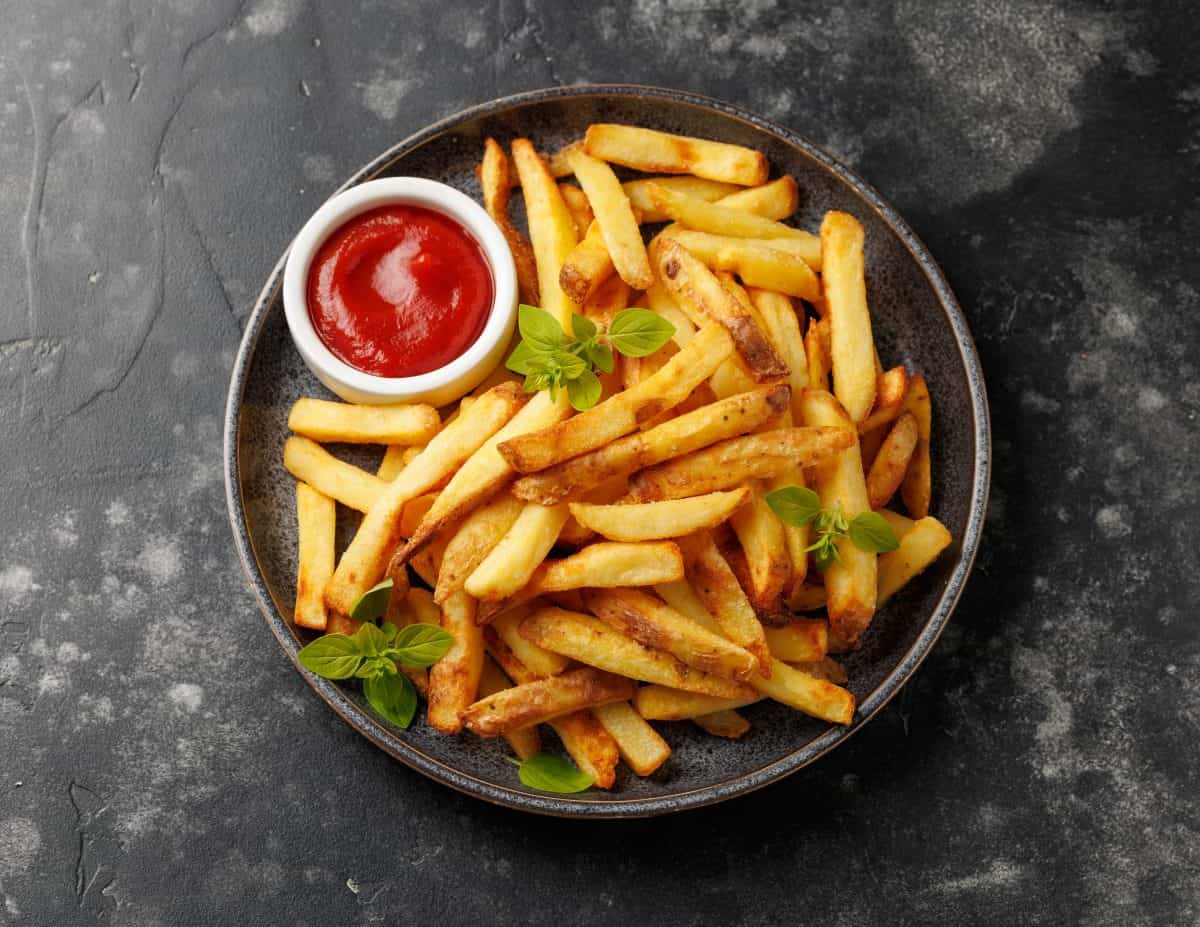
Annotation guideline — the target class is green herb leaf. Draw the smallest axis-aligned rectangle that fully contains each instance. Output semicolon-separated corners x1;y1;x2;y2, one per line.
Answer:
813;539;841;573
765;486;822;526
608;308;676;357
556;351;588;381
566;369;602;411
524;371;553;394
586;341;615;374
506;339;540;375
354;656;389;679
351;621;390;657
848;512;900;554
349;578;393;623
380;623;399;644
388;623;454;668
296;634;363;680
512;753;594;793
571;313;597;341
363;672;417;728
518;304;565;353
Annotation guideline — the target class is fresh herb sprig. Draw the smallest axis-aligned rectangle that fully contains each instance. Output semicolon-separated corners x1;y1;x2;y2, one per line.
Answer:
296;580;453;729
508;753;594;793
765;486;899;572
506;304;675;411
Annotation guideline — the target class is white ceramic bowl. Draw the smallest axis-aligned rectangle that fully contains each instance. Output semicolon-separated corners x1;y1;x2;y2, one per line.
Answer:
282;177;517;406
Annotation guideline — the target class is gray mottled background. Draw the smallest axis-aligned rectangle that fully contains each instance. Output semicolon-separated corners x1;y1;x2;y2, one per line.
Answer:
1;1;1197;924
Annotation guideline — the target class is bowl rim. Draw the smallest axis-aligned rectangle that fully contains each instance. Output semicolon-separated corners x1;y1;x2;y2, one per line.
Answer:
281;176;518;403
223;83;991;818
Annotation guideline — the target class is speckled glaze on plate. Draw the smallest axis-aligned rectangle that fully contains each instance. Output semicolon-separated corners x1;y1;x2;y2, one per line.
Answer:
223;85;990;818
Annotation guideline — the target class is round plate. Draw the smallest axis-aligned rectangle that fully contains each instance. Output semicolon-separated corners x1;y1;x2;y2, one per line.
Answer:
223;85;990;818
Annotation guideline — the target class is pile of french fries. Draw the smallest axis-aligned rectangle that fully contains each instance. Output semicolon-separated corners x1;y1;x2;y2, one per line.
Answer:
282;124;954;788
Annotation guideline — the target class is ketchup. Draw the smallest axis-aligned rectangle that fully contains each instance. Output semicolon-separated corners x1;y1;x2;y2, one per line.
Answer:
307;204;493;378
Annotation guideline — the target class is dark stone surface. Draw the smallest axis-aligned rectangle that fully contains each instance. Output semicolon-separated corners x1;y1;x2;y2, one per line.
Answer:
0;1;1195;924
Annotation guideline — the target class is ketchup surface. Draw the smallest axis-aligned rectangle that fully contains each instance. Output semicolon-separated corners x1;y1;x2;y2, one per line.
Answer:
307;204;493;378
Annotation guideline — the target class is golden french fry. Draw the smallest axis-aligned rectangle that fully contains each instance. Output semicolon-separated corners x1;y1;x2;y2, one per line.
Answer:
899;374;933;518
728;482;791;613
646;182;812;242
567;149;653;289
660;230;821;298
866;412;919;509
464;502;570;601
590;701;671;776
583;124;768;186
283;436;387;514
559;221;615;305
877;516;952;605
786;583;828;612
581;271;631;326
511;139;578;325
543;140;582;178
491;605;571;678
585;587;758;682
520;607;756;699
633;685;760;720
805;318;830;390
750;658;855;723
764;414;810;595
294;482;335;630
426;591;483;734
476;656;541;759
434;493;524;602
693;709;751;739
557;183;593;238
876;508;917;540
800;389;876;646
479;138;540;304
789;657;848;684
643;283;696;343
397;493;437;538
628;427;855;502
859;423;888;473
568;489;749;542
623;176;742;222
856;366;910;434
821;211;877;422
287;398;439;445
498;322;735;474
749;289;809;405
714;176;800;220
512;384;788;505
376;444;420;482
462;667;634;737
324;383;524;615
763;620;827;662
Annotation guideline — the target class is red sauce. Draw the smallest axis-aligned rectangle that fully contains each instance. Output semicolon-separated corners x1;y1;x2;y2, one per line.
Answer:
307;204;493;378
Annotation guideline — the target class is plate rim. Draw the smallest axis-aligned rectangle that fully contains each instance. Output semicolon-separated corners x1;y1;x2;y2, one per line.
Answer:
223;83;991;818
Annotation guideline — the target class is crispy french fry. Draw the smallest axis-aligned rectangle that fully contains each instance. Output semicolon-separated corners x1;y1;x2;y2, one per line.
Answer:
426;591;483;734
786;583;828;612
750;658;855;723
568;489;748;542
789;657;848;684
520;607;756;699
376;444;422;482
765;417;810;595
628;427;855;502
856;366;910;434
693;709;751;739
288;398;439;445
464;502;570;601
653;579;719;629
633;685;760;720
462;667;634;737
511;139;578;325
859;423;887;473
325;611;362;636
543;140;582;178
800;389;876;646
876;508;917;540
499;322;735;474
867;412;919;509
581;271;631;326
714;176;800;220
590;701;671;776
585;587;757;682
476;656;541;759
512;384;788;505
655;239;787;382
434;493;524;602
661;230;821;298
877;516;952;605
491;605;571;678
728;482;791;612
567;149;653;289
283;436;387;515
749;289;809;406
821;211;876;422
643;283;696;343
646;183;813;242
557;183;594;238
294;482;335;630
805;319;830;390
584;124;768;186
407;538;445;589
324;383;524;615
899;374;932;518
559;221;615;305
763;620;827;662
479;138;540;304
398;493;437;538
623;176;742;222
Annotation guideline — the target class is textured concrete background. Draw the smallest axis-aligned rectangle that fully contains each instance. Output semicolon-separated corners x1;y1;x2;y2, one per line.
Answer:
1;1;1197;924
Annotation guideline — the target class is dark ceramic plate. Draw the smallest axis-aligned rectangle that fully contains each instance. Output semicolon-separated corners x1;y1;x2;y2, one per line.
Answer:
224;85;989;817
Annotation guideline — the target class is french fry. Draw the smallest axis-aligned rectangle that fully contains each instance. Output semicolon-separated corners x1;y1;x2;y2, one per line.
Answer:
766;422;810;595
856;366;910;434
512;384;788;505
376;444;421;481
491;605;571;678
693;709;751;739
407;538;445;589
590;701;671;776
709;358;759;400
805;319;830;390
324;383;525;615
789;657;848;684
462;667;634;737
434;493;524;602
643;283;696;344
479;138;540;304
397;493;437;538
821;211;877;422
749;289;809;408
476;656;541;759
543;140;582;178
283;436;387;514
899;374;932;518
568;489;749;542
655;239;787;382
389;586;439;696
585;587;758;682
876;507;917;540
511;139;578;325
559;221;615;305
660;230;821;298
567;149;653;289
677;531;771;676
714;176;800;220
287;398;440;445
749;657;855;723
653;579;720;630
877;516;952;605
800;389;876;646
866;412;919;509
581;272;631;326
628;427;855;502
727;482;791;613
786;583;828;612
556;473;627;548
633;685;760;720
619;339;678;391
583;124;768;186
646;183;813;242
498;322;735;474
519;607;756;699
859;423;887;473
294;482;335;630
557;183;594;238
426;591;483;734
762;620;827;662
623;176;741;222
464;502;570;600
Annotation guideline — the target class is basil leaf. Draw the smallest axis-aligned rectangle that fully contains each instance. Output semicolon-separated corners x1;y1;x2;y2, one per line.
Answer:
848;512;900;554
363;672;417;729
586;342;614;374
352;621;390;657
506;340;541;375
765;486;822;526
354;656;388;679
389;623;454;668
524;371;552;393
556;351;587;381
608;308;675;357
566;369;602;411
380;622;399;644
571;313;597;341
518;304;564;353
296;634;363;680
514;753;594;793
813;538;841;573
349;578;393;623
